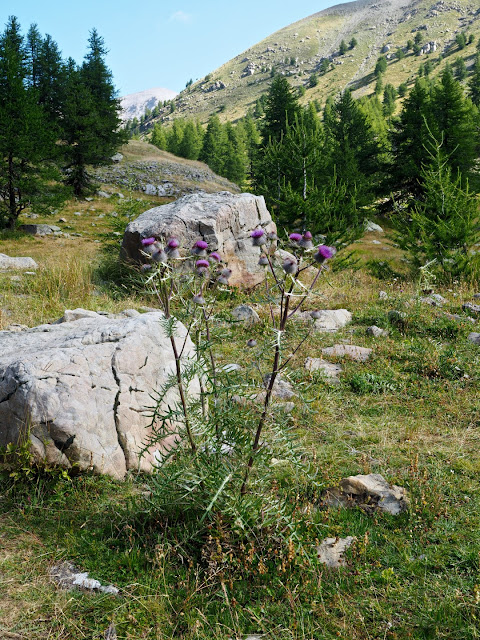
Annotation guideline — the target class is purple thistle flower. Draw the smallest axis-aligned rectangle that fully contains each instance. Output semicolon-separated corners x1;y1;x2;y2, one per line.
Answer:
282;257;298;275
167;238;179;249
141;237;156;246
251;228;266;246
289;232;303;243
195;259;210;275
192;239;208;256
209;251;221;262
192;294;206;305
258;254;269;266
313;245;337;263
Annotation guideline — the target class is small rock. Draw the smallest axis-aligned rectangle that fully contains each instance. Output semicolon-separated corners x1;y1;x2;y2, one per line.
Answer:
73;211;82;216
366;325;388;337
467;332;480;345
85;197;93;202
473;293;480;300
58;217;67;223
317;536;355;568
379;291;388;300
56;308;102;323
104;623;117;639
371;239;382;245
419;294;446;307
111;153;123;163
20;224;60;236
463;302;480;317
120;309;141;318
50;561;119;595
263;374;295;399
222;363;242;372
388;310;407;326
97;190;111;198
364;221;384;233
323;473;408;515
443;312;475;324
5;324;28;332
302;309;352;333
232;304;260;325
305;357;342;380
322;344;372;362
278;401;295;413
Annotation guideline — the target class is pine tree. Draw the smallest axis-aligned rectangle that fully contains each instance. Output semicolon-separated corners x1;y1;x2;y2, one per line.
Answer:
374;56;387;77
383;84;397;117
468;55;480;106
61;30;127;195
37;34;65;126
339;40;348;55
430;66;478;176
0;17;56;228
261;75;299;143
25;23;41;88
454;57;467;80
199;115;226;175
178;120;202;160
223;123;246;186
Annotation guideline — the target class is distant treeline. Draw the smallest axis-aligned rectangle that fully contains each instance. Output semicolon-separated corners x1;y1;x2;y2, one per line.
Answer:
0;17;126;229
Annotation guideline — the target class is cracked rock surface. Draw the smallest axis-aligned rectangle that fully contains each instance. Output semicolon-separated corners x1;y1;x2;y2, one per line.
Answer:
0;311;199;478
121;191;276;287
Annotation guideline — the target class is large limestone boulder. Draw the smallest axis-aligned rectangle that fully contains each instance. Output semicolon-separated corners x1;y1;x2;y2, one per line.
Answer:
0;311;199;479
121;191;276;287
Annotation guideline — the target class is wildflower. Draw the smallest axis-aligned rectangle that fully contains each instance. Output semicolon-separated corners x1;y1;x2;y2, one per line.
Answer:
192;240;208;256
282;257;298;275
267;231;278;241
246;339;257;347
166;238;181;259
300;231;314;250
167;238;179;249
289;232;303;244
313;245;337;263
251;228;266;246
192;294;206;305
217;268;232;285
195;259;210;276
258;254;269;266
209;251;221;262
141;237;156;246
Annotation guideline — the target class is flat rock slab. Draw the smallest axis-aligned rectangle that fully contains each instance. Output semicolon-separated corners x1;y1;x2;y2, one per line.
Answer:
468;332;480;345
20;224;61;235
463;302;480;317
0;253;38;270
305;357;342;380
322;344;372;362
0;311;199;478
323;473;408;515
232;304;260;324
366;325;388;337
121;191;276;287
317;536;355;568
299;309;352;333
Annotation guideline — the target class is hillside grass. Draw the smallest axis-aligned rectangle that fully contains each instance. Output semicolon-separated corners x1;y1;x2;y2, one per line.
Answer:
0;178;479;639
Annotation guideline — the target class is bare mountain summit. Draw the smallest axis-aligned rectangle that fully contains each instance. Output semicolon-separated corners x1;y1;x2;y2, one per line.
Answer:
120;87;178;122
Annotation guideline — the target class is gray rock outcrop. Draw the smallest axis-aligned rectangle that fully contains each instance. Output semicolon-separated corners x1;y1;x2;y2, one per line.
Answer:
121;192;276;287
324;473;408;515
322;344;372;362
20;224;61;236
0;311;199;478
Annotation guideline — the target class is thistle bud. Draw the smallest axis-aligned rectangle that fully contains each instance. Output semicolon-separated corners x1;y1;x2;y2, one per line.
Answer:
300;231;314;250
141;237;156;246
267;231;278;241
246;339;257;348
209;251;221;262
152;248;168;263
282;257;298;275
195;259;210;276
217;268;232;285
166;238;181;259
258;254;269;266
193;294;206;305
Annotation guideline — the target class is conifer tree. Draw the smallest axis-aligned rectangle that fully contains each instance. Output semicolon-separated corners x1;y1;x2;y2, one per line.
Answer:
261;75;299;143
0;17;56;227
151;123;167;149
178;120;202;160
223;123;246;186
468;55;480;106
199;115;226;174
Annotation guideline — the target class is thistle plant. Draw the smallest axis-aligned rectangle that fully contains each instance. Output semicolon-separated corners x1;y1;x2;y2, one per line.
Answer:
138;226;336;540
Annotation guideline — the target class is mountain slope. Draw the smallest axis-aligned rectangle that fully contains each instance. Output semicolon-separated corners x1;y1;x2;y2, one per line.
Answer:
147;0;479;126
120;87;178;122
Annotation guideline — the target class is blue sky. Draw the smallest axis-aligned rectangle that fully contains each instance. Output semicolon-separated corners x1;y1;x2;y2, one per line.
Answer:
1;1;333;96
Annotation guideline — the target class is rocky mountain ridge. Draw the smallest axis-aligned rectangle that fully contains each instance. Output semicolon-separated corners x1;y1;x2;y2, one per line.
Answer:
144;0;479;125
120;86;177;122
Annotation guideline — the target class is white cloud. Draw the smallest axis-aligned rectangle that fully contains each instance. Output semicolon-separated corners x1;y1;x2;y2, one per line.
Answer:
169;11;192;23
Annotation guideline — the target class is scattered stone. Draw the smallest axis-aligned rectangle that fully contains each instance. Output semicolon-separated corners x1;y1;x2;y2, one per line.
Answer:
58;217;67;223
371;239;382;245
366;325;388;337
305;357;342;382
301;309;352;333
5;324;28;332
263;375;295;400
9;276;22;283
104;623;117;639
473;293;480;300
379;291;388;300
111;153;124;163
323;473;408;515
364;220;384;233
19;224;61;236
322;344;372;362
97;190;111;198
121;191;276;287
0;311;200;478
388;310;407;326
50;561;119;595
467;332;480;345
419;294;446;306
0;254;38;270
232;304;260;325
278;401;295;413
443;312;475;324
222;363;242;372
55;308;101;323
462;302;480;317
84;197;93;202
73;211;82;216
317;536;355;568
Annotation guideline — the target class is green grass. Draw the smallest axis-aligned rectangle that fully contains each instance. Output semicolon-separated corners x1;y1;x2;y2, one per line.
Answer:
1;169;480;638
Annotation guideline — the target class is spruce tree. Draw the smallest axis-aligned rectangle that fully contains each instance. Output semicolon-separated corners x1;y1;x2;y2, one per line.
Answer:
262;75;299;143
468;55;480;106
0;17;56;227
